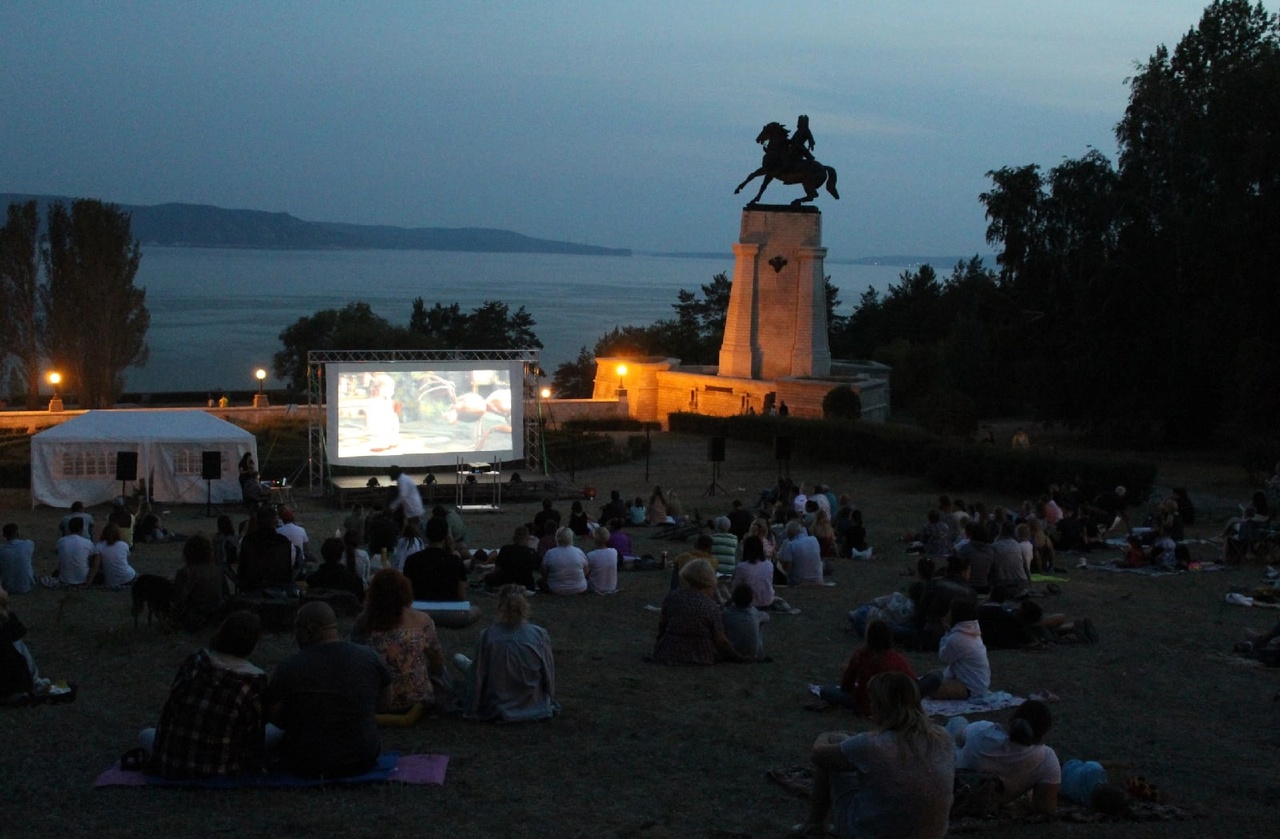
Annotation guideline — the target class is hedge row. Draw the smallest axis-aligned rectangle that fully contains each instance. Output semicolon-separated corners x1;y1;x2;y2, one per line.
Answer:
667;413;1157;501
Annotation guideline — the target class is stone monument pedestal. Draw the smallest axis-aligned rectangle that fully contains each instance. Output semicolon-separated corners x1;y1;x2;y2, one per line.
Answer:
718;206;830;380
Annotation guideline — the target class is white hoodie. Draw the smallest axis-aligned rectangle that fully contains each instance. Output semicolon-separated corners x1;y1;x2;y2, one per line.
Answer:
939;619;990;697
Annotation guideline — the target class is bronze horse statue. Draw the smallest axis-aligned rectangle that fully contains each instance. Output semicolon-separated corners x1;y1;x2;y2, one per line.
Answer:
734;121;840;206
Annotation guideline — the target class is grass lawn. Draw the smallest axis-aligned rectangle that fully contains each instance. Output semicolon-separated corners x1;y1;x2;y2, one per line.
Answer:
1;430;1277;838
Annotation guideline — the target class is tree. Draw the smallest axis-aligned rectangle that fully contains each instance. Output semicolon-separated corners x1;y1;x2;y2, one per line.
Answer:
822;385;862;421
0;200;43;408
276;299;544;390
552;346;597;398
40;200;149;408
273;302;402;389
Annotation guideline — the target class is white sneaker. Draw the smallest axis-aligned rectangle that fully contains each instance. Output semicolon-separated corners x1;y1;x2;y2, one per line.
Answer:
1076;558;1088;570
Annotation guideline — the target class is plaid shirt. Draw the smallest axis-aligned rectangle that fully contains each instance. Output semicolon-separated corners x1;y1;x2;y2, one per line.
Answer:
152;649;267;778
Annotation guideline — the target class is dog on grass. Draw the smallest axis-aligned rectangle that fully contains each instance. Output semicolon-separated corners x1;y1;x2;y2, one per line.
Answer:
131;574;175;628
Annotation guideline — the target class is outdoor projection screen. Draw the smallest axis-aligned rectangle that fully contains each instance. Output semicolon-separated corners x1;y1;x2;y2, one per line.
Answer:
325;361;523;468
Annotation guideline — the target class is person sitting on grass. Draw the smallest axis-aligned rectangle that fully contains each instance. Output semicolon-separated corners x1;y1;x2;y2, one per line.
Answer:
306;537;366;600
918;599;990;700
1;583;57;704
585;526;619;594
53;516;95;587
484;526;540;592
721;583;766;660
172;533;229;632
779;519;824;586
351;569;446;714
267;601;392;778
88;523;138;588
652;560;749;665
792;671;954;838
811;619;916;715
455;584;560;722
540;526;589;595
139;610;271;778
729;533;795;613
947;699;1061;815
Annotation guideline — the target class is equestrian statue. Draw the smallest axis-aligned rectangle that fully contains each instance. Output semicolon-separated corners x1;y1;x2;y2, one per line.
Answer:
734;115;840;207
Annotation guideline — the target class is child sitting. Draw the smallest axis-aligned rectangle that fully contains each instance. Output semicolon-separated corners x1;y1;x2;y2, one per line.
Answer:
721;584;765;660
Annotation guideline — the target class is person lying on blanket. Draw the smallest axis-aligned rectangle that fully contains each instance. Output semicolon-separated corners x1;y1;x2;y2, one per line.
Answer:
946;699;1061;815
918;599;990;700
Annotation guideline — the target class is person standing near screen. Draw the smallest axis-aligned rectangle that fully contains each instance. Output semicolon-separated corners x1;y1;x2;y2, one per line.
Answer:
388;466;424;526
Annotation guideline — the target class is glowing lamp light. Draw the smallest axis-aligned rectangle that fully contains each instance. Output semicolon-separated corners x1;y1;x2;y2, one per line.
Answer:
616;363;628;393
540;387;552;399
255;368;267;394
47;371;62;391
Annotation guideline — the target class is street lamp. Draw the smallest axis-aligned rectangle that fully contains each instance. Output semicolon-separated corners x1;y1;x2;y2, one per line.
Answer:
253;368;269;408
616;363;628;394
47;371;64;413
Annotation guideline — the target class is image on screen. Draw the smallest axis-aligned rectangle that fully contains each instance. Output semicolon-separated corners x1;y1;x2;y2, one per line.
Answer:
325;361;524;468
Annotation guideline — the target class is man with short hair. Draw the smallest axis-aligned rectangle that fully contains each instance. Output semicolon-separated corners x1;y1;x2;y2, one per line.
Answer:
484;526;540;592
533;497;561;535
709;516;738;576
779;520;824;586
266;602;391;777
54;517;95;586
990;521;1030;600
59;501;95;541
726;499;754;540
388;466;424;524
0;524;35;594
403;517;468;601
600;490;627;526
275;509;311;570
237;507;295;592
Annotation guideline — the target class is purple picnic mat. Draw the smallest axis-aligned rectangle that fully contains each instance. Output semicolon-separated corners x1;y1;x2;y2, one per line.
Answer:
94;752;448;788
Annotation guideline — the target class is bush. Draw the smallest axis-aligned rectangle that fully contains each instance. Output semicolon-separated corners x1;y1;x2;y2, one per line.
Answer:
913;387;978;438
666;412;1156;498
822;385;862;421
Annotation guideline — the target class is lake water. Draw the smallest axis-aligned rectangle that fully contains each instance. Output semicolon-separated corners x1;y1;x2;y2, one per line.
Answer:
129;247;911;393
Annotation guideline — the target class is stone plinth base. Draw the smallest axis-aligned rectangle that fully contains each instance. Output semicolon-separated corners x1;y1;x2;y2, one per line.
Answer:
719;206;831;380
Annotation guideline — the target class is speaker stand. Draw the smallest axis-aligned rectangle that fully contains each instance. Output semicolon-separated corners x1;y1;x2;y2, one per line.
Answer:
702;461;727;497
777;456;791;480
204;479;218;517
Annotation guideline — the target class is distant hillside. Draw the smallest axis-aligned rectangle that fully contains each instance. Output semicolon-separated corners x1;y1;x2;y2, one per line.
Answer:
0;193;631;256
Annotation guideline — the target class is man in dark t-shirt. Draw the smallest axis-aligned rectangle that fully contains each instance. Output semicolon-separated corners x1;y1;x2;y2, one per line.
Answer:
403;517;467;601
237;507;295;591
532;498;561;536
267;602;391;777
484;526;540;591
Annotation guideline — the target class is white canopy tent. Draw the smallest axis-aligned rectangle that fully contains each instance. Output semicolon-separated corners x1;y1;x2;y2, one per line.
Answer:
30;410;257;508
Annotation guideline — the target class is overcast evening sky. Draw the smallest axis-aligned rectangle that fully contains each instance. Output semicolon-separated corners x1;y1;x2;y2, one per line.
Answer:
1;1;1222;258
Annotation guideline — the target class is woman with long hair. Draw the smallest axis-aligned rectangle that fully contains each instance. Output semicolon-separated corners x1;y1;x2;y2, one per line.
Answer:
647;485;668;526
88;523;137;587
729;533;793;613
392;521;424;572
343;528;373;583
796;671;954;837
812;620;916;715
352;568;444;713
456;584;559;722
